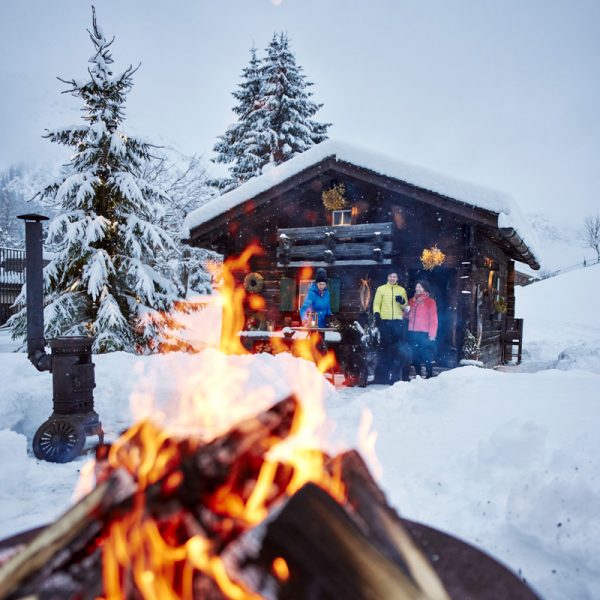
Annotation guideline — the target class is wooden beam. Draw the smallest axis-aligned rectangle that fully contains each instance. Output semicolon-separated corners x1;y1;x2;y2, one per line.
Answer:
278;259;392;267
279;241;393;260
278;222;393;242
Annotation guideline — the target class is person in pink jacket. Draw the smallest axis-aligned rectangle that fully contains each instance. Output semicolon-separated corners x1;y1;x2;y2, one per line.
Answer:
406;279;438;378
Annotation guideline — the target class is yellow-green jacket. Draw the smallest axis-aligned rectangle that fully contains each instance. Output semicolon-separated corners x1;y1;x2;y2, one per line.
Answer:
373;283;408;320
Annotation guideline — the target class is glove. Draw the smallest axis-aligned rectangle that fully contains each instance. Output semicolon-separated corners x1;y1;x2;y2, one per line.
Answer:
395;295;406;305
374;313;381;325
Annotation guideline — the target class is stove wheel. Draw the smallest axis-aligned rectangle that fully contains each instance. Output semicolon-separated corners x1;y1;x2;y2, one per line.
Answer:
32;417;86;463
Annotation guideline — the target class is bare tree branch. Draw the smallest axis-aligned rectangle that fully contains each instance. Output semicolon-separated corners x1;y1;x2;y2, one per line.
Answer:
581;214;600;261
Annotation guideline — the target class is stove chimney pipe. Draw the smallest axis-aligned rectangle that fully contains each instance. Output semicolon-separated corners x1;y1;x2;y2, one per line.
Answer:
17;214;51;372
17;214;103;462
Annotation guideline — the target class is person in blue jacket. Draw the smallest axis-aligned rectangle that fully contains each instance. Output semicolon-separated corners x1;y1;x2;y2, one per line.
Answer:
300;268;333;327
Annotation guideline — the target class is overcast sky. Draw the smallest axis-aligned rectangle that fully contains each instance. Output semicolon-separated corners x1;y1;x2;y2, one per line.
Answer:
1;0;599;225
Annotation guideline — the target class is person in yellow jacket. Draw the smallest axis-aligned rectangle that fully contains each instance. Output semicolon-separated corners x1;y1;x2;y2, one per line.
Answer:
372;272;410;384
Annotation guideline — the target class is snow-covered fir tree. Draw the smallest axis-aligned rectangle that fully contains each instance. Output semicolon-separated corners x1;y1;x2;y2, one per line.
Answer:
211;47;264;192
256;33;330;164
10;8;193;353
212;33;330;191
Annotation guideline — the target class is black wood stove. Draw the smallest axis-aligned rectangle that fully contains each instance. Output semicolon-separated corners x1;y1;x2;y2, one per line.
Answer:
18;214;103;463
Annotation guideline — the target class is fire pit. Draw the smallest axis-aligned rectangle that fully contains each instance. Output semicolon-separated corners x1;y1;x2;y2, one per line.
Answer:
0;396;540;600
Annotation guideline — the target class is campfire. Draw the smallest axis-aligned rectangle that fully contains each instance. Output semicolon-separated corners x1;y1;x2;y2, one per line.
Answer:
0;248;538;600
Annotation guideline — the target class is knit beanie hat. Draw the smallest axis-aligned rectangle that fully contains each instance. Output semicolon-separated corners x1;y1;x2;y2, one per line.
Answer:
315;268;328;283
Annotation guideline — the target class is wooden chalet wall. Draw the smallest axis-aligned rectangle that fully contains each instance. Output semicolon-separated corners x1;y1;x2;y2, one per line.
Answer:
189;161;527;368
457;227;516;367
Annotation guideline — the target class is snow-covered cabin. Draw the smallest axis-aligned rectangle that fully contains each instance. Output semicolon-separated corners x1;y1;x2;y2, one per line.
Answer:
183;140;540;368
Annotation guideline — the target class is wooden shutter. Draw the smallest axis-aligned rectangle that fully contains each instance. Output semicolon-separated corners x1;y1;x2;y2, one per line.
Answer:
329;278;340;313
280;277;296;311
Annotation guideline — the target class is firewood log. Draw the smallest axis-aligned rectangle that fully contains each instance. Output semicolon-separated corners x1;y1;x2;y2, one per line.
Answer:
0;396;298;600
259;482;436;600
0;472;131;599
332;450;450;600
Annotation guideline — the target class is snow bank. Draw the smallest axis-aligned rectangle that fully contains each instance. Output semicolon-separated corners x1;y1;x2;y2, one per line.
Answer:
332;367;600;600
517;262;600;370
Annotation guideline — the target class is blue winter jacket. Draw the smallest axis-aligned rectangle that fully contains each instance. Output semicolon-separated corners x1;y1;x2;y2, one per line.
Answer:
300;283;333;327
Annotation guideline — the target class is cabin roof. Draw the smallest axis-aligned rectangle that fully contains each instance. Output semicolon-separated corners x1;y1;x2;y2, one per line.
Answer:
183;139;541;269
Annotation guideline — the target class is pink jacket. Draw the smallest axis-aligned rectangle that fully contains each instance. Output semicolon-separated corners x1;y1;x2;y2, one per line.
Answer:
408;294;438;339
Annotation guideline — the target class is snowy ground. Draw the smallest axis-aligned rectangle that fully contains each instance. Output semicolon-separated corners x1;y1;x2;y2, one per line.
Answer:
1;265;599;600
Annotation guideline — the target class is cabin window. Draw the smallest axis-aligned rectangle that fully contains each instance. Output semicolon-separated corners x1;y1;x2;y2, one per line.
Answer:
298;279;314;310
331;210;352;226
298;278;340;313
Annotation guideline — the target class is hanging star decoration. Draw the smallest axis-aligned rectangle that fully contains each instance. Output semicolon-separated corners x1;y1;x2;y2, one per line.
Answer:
420;245;446;270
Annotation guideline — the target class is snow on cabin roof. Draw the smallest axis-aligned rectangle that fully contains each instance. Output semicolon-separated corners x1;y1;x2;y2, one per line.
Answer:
182;139;541;266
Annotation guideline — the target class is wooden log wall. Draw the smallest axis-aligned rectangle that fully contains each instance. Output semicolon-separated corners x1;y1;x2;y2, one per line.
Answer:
467;232;511;367
191;173;520;368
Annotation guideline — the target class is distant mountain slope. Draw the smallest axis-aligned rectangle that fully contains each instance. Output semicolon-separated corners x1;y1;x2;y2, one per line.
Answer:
523;212;595;276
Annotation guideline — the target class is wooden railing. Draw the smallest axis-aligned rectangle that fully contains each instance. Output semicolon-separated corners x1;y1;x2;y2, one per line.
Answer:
277;222;393;267
0;246;26;325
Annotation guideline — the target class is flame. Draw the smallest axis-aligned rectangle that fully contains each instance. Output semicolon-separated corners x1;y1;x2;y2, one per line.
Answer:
88;246;363;598
213;243;264;355
298;266;313;282
272;557;289;581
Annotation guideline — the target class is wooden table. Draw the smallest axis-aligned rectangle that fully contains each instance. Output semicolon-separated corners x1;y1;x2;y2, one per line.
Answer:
239;328;341;356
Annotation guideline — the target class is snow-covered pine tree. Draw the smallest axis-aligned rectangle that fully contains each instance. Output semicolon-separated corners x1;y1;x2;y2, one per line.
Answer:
253;32;330;166
10;8;189;353
0;165;58;247
212;33;330;191
211;47;264;192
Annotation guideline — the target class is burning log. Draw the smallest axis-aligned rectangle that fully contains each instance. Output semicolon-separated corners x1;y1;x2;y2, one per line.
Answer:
0;472;131;599
0;398;539;600
331;451;450;599
248;450;449;600
0;396;298;599
257;482;442;600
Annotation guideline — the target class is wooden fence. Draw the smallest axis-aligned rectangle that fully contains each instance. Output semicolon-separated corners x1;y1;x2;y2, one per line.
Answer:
0;247;25;325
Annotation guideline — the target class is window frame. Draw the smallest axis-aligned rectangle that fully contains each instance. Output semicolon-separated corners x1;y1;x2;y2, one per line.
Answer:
331;209;352;226
298;279;314;311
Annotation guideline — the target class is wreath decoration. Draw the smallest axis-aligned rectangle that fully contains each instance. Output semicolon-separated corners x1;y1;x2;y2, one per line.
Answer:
243;272;264;293
322;183;348;211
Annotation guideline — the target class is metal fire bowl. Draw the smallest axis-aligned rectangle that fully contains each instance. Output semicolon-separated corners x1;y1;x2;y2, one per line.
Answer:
0;520;540;599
